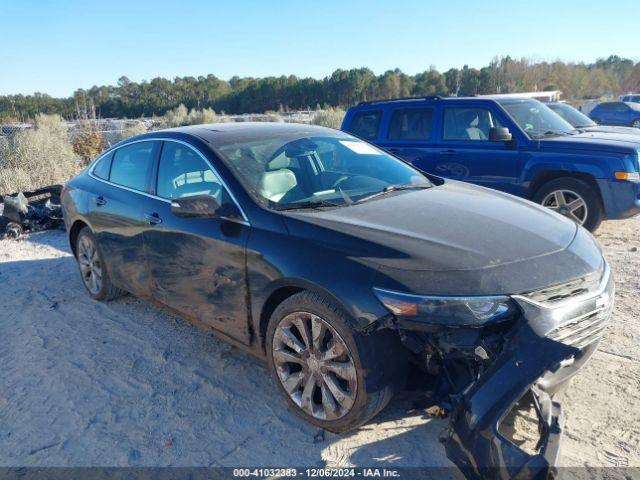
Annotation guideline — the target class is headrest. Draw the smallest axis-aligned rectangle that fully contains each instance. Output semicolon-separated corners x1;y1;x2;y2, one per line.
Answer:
259;169;297;202
267;155;290;170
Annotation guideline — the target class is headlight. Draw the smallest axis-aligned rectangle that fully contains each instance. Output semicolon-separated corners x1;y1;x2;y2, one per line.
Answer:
373;288;518;327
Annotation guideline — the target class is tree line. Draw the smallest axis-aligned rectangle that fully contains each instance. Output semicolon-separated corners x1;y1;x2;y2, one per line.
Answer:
2;55;640;121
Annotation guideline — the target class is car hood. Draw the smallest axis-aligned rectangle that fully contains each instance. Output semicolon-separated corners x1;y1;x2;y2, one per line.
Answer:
580;125;640;136
539;131;640;153
282;181;603;296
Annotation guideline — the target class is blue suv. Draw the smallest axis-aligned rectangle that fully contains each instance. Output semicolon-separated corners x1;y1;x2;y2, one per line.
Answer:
589;101;640;129
342;96;640;231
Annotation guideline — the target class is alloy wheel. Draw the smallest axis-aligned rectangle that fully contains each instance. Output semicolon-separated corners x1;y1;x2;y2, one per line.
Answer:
633;120;640;129
542;189;588;225
272;312;357;420
78;236;103;295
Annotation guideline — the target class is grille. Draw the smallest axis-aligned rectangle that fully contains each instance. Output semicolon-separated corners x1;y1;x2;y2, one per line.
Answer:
524;263;604;305
546;300;613;349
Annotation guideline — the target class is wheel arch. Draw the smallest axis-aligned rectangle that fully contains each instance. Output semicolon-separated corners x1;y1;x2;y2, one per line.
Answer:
68;219;90;258
528;170;603;204
256;279;377;353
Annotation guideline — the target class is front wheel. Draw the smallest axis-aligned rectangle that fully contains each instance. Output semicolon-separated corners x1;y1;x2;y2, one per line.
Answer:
632;119;640;129
266;291;407;433
533;178;603;232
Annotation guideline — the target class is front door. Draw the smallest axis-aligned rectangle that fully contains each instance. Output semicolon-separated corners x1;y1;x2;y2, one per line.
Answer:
142;140;251;344
431;105;523;196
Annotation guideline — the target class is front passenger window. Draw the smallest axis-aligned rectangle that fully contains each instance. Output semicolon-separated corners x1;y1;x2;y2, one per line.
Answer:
443;108;501;141
156;142;223;201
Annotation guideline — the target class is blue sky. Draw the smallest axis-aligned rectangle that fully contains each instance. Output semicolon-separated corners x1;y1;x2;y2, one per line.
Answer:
1;0;638;97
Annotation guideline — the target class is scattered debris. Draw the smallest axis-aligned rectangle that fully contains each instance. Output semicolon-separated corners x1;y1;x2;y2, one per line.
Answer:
1;185;63;239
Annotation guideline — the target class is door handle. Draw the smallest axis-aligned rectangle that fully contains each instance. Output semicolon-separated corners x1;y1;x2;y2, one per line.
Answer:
95;196;106;206
438;149;456;156
387;147;401;153
144;213;162;225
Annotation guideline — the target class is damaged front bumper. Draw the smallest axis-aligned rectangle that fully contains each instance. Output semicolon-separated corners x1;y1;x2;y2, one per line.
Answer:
444;324;574;479
428;263;614;479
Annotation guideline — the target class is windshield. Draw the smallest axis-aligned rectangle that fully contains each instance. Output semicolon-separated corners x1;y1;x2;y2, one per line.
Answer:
498;99;576;139
215;133;430;209
547;103;595;128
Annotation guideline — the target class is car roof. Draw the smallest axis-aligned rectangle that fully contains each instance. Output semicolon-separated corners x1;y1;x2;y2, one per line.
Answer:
348;95;545;111
144;122;344;146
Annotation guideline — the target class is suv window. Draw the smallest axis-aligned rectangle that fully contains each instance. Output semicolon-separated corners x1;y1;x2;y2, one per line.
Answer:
109;142;157;191
93;152;112;180
346;110;382;140
157;141;223;201
388;108;433;140
443;107;501;141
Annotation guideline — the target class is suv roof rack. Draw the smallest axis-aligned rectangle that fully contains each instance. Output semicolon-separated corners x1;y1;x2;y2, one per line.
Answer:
357;95;442;106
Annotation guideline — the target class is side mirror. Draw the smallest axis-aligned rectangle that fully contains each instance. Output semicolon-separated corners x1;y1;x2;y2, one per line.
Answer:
170;194;220;218
489;127;513;142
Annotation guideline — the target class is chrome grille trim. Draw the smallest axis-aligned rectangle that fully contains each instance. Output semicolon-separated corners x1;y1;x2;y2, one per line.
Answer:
521;262;605;306
545;300;613;349
514;262;611;310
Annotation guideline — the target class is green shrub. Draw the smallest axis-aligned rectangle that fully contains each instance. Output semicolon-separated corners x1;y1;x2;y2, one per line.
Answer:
73;127;104;164
187;107;216;125
0;114;81;194
117;122;148;141
311;107;345;129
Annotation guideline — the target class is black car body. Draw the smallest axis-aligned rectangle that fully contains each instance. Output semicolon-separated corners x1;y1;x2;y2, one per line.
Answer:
62;123;614;479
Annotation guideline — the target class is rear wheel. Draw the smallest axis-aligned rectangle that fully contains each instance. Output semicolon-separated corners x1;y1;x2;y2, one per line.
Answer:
76;227;126;301
533;178;603;232
266;291;407;433
632;119;640;129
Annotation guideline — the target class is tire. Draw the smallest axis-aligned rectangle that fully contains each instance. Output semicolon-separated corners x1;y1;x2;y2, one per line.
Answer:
266;291;407;433
533;177;603;232
632;119;640;129
76;227;126;301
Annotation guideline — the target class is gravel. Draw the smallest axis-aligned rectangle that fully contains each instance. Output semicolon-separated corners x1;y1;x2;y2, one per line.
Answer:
0;218;638;469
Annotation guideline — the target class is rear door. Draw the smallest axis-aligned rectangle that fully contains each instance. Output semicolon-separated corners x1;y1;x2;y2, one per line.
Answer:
343;109;383;142
432;104;523;195
142;140;251;344
375;107;438;171
87;140;161;297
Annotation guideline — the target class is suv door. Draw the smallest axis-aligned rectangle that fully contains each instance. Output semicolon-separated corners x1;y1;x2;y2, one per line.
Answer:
87;140;161;297
375;107;438;171
433;105;523;195
143;140;251;344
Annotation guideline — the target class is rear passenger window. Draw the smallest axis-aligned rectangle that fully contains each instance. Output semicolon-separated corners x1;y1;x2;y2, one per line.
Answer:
92;152;112;180
109;142;157;192
157;142;223;201
388;108;433;140
443;108;501;141
346;111;382;140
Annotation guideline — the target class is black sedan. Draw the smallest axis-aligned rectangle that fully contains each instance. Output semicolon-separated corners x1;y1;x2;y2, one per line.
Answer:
62;123;613;477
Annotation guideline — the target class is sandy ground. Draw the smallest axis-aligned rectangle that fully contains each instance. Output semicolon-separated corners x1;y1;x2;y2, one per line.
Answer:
0;218;638;470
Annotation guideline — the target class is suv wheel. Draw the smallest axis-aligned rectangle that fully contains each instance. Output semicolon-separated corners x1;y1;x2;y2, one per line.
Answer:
632;119;640;128
266;291;407;433
76;227;126;301
533;178;603;231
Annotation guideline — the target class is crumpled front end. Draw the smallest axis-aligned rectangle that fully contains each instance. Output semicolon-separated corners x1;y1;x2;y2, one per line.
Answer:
396;262;614;479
